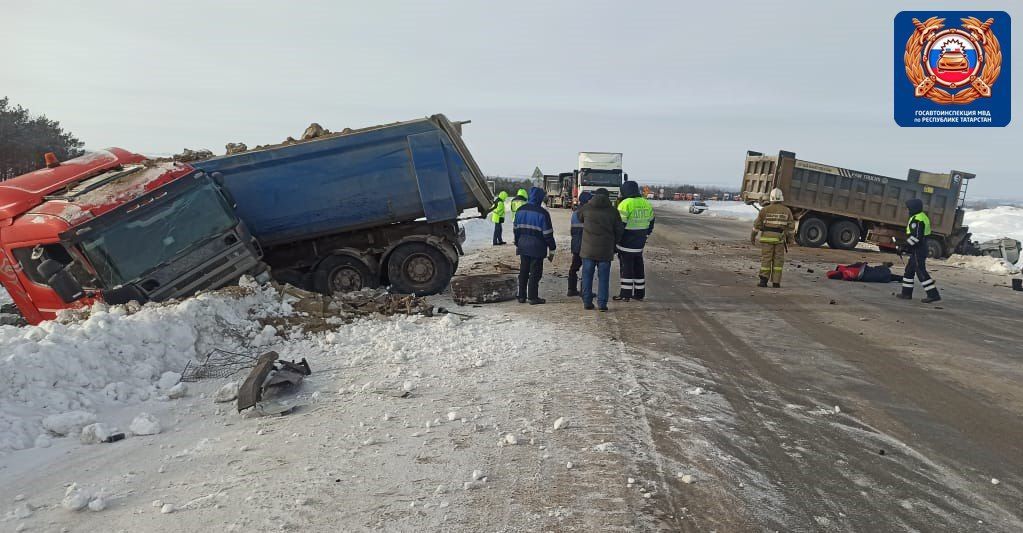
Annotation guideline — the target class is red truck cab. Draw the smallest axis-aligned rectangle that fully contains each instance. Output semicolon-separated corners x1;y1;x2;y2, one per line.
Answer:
1;149;265;324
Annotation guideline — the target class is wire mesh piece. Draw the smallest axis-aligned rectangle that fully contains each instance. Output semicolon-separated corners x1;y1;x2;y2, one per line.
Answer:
180;348;259;382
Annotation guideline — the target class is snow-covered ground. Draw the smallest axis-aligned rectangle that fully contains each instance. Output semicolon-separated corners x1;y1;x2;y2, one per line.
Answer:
651;200;757;220
964;205;1023;243
459;217;493;253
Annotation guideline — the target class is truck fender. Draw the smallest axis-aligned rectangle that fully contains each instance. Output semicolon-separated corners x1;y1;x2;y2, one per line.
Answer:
382;235;459;270
315;248;379;275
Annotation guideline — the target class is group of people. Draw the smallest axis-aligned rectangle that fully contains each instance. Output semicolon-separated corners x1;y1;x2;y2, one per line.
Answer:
751;188;941;303
488;181;655;310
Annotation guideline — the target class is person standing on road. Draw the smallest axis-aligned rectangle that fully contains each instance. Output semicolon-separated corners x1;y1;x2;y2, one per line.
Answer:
577;188;624;311
514;187;557;305
751;188;795;288
567;191;594;296
489;190;509;245
510;188;528;217
897;198;941;303
614;181;655;301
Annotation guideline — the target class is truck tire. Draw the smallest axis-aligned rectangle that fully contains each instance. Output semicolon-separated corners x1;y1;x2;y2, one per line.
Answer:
827;220;860;250
314;255;378;295
387;242;453;295
926;238;945;259
797;217;828;248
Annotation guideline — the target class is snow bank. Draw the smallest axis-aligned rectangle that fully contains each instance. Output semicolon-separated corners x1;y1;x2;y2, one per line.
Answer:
964;206;1023;243
651;200;758;220
0;280;292;452
460;217;494;253
942;254;1021;275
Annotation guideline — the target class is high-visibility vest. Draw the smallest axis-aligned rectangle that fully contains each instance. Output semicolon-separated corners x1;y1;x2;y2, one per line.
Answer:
618;197;654;230
906;212;931;236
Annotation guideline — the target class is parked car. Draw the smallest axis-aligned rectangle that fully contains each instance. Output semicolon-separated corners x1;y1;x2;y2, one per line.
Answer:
689;200;708;214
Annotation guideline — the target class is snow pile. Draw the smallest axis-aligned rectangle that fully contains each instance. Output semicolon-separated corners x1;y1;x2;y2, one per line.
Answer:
0;286;11;306
651;200;758;220
460;217;495;253
964;206;1023;243
0;280;293;452
942;254;1021;275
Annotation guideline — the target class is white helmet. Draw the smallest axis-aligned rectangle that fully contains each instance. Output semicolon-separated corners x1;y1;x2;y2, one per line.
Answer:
769;188;784;202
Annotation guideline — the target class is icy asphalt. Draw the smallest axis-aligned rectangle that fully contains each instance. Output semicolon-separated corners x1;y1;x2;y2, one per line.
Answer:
0;206;1021;532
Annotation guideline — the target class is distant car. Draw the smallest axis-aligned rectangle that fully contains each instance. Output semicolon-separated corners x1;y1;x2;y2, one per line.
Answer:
688;201;708;214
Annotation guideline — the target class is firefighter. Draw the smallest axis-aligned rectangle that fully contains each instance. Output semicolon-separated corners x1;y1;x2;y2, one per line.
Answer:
897;198;941;303
513;187;557;304
751;188;794;288
509;188;528;216
614;181;655;301
567;191;593;296
489;190;509;246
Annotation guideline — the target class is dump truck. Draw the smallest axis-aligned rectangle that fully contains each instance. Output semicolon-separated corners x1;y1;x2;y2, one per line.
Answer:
741;150;974;258
0;114;491;325
193;114;491;296
544;174;567;208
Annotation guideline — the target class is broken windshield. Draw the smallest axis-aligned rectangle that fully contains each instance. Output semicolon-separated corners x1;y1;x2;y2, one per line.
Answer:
78;182;238;287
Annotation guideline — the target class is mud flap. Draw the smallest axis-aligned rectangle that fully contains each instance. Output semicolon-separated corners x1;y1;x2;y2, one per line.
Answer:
237;351;278;412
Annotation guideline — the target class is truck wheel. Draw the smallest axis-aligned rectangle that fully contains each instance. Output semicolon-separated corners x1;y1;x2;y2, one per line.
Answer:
926;238;945;259
827;220;860;250
387;242;453;295
798;217;828;248
314;255;378;295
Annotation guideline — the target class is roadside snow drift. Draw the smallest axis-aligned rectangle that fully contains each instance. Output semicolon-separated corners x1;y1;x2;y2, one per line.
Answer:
0;279;292;452
651;200;757;220
965;206;1023;243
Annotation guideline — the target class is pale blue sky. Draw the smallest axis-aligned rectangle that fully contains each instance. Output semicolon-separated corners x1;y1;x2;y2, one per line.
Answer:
2;1;1019;197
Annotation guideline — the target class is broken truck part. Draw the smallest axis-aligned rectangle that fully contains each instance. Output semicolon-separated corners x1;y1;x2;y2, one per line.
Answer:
450;274;518;305
236;351;312;412
0;149;268;325
740;150;974;258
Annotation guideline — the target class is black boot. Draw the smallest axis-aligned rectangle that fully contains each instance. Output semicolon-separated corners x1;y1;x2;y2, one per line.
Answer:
758;276;768;288
772;283;781;288
528;297;547;305
567;287;579;297
922;288;941;304
896;286;913;300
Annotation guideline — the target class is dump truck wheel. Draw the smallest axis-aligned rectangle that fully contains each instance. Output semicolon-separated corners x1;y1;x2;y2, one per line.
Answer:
926;238;945;259
828;220;860;250
314;255;378;295
798;217;828;248
387;242;453;295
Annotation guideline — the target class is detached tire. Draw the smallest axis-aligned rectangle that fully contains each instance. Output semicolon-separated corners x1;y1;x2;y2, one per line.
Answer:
387;242;453;295
797;217;828;248
827;220;861;250
314;255;378;295
926;238;945;259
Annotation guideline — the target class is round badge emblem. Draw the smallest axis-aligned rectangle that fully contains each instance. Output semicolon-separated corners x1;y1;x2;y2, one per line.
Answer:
924;29;982;88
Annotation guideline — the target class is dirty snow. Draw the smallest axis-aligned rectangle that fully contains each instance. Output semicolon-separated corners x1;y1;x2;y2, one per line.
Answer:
941;254;1021;275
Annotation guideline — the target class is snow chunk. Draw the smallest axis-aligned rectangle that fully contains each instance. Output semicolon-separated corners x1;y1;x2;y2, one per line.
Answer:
43;411;96;437
62;483;92;511
687;387;705;395
129;413;162;436
80;423;114;445
593;442;617;453
503;434;518;445
991;478;1000;485
157;371;181;390
214;381;240;403
160;503;176;514
88;495;107;512
471;469;486;481
553;417;569;430
167;382;188;399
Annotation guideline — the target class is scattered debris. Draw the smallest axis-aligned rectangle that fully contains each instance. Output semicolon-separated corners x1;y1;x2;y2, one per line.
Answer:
451;274;518;305
302;123;331;140
80;423;115;445
172;148;214;162
225;142;248;155
236;351;311;412
679;474;694;484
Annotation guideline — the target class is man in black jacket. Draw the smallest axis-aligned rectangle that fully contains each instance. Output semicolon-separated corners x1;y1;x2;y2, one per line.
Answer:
577;189;624;311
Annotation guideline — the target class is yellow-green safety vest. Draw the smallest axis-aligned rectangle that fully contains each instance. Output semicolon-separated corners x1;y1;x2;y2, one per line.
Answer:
618;197;654;230
906;212;931;235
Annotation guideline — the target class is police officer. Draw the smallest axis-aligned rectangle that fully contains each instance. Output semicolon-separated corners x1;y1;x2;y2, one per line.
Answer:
509;188;528;217
751;188;795;287
614;181;655;301
567;191;593;296
489;190;509;245
897;198;941;303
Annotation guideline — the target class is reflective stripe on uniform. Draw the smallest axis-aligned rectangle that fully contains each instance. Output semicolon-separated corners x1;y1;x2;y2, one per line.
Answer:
571;223;584;228
921;279;936;289
616;245;643;253
906;236;919;246
902;282;915;288
543;229;554;235
759;237;782;244
514;223;545;231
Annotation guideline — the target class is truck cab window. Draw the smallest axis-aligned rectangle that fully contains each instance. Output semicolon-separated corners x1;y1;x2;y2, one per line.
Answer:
12;245;97;288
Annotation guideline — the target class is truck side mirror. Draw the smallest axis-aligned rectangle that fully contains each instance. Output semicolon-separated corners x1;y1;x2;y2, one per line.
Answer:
37;259;84;304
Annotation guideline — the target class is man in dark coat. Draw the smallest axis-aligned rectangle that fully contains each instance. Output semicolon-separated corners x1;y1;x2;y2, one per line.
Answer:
615;180;655;300
577;188;624;311
513;187;557;304
567;191;594;296
897;198;941;303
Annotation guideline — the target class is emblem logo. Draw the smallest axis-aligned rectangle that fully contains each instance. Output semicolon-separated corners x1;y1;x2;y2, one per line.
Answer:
903;17;1001;105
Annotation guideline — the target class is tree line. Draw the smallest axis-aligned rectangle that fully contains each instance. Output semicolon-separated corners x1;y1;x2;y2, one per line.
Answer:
0;97;84;180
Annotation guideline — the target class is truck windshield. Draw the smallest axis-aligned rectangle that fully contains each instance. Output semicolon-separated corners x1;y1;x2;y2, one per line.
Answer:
78;182;237;287
579;171;623;187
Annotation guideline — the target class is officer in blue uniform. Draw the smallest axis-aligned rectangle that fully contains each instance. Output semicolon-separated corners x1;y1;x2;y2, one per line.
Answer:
897;198;941;303
614;181;655;301
513;187;557;304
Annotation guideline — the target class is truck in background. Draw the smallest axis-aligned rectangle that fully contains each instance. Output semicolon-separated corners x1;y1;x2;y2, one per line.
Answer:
0;150;268;325
1;114;492;324
740;150;973;258
575;152;625;205
544;174;567;208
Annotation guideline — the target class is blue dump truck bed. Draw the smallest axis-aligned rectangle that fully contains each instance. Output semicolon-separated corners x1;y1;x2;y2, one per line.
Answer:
194;114;492;246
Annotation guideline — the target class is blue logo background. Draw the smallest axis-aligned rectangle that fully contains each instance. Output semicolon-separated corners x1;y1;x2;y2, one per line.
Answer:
894;11;1011;127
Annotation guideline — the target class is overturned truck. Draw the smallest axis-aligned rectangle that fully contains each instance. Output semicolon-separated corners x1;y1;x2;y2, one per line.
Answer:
741;150;974;258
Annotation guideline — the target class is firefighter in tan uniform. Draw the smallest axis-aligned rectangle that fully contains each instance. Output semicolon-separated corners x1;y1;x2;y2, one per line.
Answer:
751;188;795;288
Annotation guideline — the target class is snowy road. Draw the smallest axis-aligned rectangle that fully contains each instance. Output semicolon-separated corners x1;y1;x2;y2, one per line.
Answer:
2;207;1022;532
